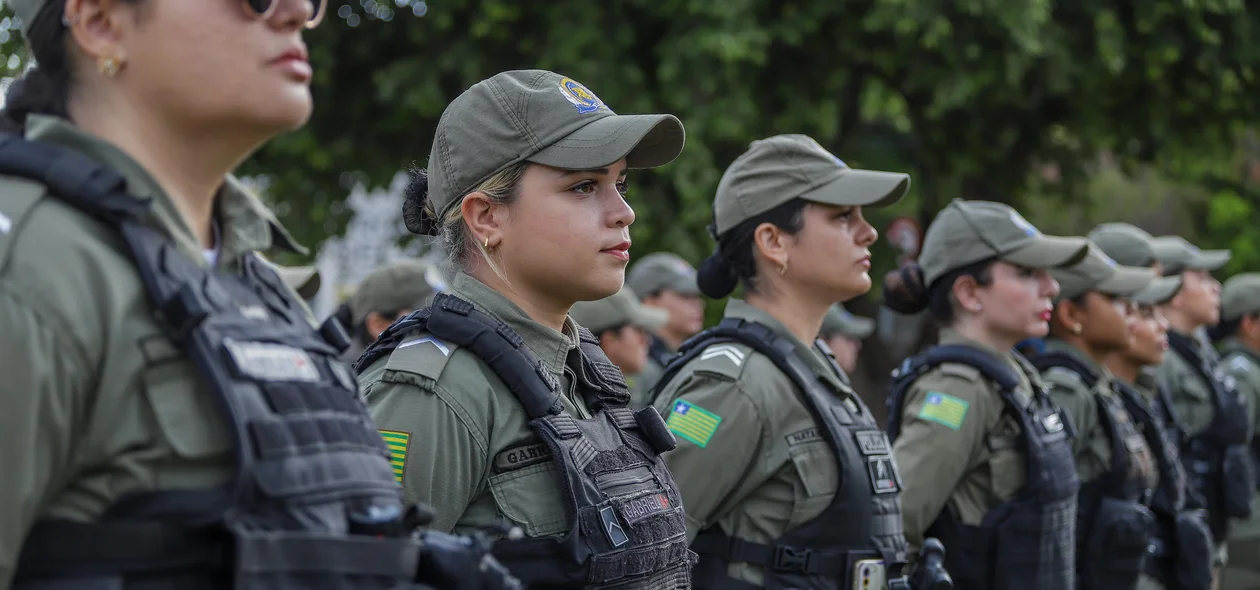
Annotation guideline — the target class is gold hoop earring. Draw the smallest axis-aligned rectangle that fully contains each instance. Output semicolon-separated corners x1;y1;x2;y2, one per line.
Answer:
97;56;122;78
777;262;788;276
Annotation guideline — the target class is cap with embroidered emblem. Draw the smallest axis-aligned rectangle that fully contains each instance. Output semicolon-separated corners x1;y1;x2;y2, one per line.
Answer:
1051;244;1156;301
712;134;910;236
918;199;1090;287
427;70;685;221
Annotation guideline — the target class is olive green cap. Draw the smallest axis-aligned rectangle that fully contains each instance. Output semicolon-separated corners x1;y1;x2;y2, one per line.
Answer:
427;70;685;221
820;304;875;340
570;288;668;334
1151;236;1231;275
626;252;699;297
919;199;1090;287
1087;223;1158;268
1220;273;1260;322
1051;244;1155;301
712;134;910;236
10;0;46;33
349;260;437;325
1133;276;1183;305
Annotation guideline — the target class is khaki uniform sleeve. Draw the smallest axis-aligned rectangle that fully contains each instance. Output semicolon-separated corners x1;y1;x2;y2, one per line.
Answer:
654;375;765;544
1042;370;1097;457
1224;355;1260;434
892;372;993;548
364;377;487;534
0;290;90;585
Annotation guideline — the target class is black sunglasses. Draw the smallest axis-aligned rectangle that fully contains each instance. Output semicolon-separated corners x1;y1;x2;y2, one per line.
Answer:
242;0;327;28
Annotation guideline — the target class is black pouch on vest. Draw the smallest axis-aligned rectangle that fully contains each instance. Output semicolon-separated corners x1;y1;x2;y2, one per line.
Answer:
1222;445;1256;518
1081;497;1155;590
1173;510;1214;590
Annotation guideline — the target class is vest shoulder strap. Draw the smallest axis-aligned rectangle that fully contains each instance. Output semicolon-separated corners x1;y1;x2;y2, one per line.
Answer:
1030;350;1101;389
381;333;460;382
661;317;814;398
887;344;1023;440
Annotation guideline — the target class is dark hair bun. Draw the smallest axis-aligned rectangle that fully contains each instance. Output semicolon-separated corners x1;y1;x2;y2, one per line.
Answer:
882;261;929;314
402;166;438;236
696;249;737;299
0;67;66;133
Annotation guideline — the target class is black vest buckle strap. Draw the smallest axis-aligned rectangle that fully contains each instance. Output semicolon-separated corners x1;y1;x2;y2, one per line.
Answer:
358;293;696;589
658;317;913;590
1167;331;1255;540
0;135;501;590
888;345;1078;590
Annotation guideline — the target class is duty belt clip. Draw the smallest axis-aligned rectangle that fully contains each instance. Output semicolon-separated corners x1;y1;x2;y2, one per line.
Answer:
773;546;812;573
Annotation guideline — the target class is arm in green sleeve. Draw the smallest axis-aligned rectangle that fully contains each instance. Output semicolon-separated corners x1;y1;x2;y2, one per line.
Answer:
892;376;991;549
1043;376;1096;457
655;375;765;544
0;290;90;586
365;378;487;534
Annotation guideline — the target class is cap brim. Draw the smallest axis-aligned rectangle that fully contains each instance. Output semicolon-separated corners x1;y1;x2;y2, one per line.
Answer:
1191;249;1231;271
1133;276;1182;305
666;274;701;296
1003;235;1091;269
800;169;911;209
1095;266;1156;298
633;306;670;331
528;114;685;171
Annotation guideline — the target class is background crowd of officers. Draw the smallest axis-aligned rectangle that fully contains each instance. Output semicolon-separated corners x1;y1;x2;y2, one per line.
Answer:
2;0;1258;587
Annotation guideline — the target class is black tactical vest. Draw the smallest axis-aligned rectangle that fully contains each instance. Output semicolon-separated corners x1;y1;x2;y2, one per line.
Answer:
356;294;696;589
887;345;1078;590
1030;351;1157;590
1113;379;1214;590
1167;331;1254;541
1223;347;1260;489
647;336;675;368
651;318;911;590
0;137;439;590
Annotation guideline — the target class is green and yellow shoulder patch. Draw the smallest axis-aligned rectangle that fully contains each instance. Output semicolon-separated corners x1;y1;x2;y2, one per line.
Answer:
379;430;411;485
666;400;723;448
917;392;969;430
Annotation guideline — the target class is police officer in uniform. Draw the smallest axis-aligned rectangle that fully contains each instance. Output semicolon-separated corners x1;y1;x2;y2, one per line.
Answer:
884;199;1090;590
1088;223;1214;590
357;70;697;589
569;287;670;392
334;259;438;362
626;252;705;401
1151;237;1252;585
0;0;517;588
1213;273;1260;590
1030;245;1163;590
652;134;945;590
819;303;876;374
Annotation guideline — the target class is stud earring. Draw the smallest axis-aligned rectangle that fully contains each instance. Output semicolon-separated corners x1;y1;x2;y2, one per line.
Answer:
1072;323;1083;335
97;56;123;78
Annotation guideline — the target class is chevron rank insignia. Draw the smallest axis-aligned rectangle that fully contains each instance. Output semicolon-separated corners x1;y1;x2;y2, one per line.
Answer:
666;400;723;448
700;344;745;366
379;430;410;485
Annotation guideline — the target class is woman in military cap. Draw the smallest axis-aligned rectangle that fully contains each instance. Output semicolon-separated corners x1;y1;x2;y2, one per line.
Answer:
356;69;696;589
650;134;931;590
884;199;1090;590
1028;245;1166;590
1102;270;1215;590
0;0;519;588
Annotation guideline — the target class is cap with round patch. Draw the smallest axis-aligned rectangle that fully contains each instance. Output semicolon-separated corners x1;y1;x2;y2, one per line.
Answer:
1221;273;1260;322
1132;276;1183;305
569;288;668;334
918;199;1090;287
712;134;910;236
1151;236;1231;276
427;70;685;221
820;304;875;340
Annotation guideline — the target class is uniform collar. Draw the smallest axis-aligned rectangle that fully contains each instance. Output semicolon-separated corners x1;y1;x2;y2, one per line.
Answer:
24;115;303;269
723;298;844;389
450;272;577;376
1219;337;1260;361
938;327;1039;392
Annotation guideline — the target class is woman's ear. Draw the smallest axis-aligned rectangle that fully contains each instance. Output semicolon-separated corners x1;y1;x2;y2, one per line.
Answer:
460;191;505;249
951;275;982;313
752;222;791;272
